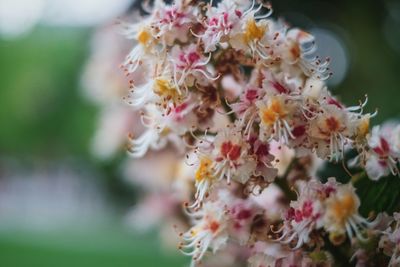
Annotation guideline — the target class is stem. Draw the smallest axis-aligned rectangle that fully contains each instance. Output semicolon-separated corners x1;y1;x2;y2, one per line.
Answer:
350;171;366;184
217;82;237;123
193;129;217;136
274;158;298;201
274;177;297;201
322;236;351;267
220;96;237;123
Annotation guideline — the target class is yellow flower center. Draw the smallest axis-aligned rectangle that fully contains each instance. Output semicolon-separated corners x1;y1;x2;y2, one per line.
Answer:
244;19;266;44
329;193;357;226
357;117;370;138
259;98;287;126
190;228;198;237
154;78;179;100
159;127;171;137
195;157;214;182
137;29;152;45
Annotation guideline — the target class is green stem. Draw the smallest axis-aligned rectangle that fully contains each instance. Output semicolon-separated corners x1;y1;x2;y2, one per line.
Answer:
350;171;366;184
217;82;237;123
220;95;236;123
274;177;297;201
274;158;298;201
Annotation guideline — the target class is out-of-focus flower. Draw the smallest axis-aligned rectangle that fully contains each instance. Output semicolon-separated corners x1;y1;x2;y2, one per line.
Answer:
379;213;400;266
365;123;400;180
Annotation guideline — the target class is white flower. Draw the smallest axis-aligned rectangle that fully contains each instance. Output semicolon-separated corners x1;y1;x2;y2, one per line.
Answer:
276;183;325;249
247;135;278;182
256;94;298;144
190;154;217;209
248;242;289;267
128;103;195;157
229;11;275;59
169;44;218;92
152;0;196;45
308;105;350;161
198;0;245;52
125;70;185;109
225;192;259;244
91;106;134;160
211;126;257;184
231;86;262;137
121;20;157;73
180;200;229;265
262;70;303;96
379;213;400;267
365;123;400;180
323;183;373;242
280;28;331;80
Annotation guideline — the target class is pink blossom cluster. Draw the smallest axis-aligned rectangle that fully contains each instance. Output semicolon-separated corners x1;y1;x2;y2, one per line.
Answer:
107;0;400;266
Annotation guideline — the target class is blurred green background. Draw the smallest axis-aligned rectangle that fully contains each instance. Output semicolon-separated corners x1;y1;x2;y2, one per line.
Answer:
0;0;399;266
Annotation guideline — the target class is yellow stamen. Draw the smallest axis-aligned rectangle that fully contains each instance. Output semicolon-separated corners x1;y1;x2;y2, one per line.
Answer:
160;127;171;137
260;107;277;126
259;98;287;126
190;228;198;237
137;29;152;45
244;19;266;44
330;193;357;226
195;158;214;182
154;78;179;100
357;117;370;138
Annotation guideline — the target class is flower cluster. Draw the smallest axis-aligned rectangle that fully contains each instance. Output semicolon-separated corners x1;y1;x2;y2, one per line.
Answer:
97;0;400;266
277;178;375;248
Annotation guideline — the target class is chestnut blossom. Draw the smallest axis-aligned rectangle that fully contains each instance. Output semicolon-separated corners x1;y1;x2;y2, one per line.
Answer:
180;198;230;265
277;178;373;248
211;126;257;184
95;0;400;266
127;103;195;157
379;213;400;267
323;183;373;242
308;104;351;161
280;28;331;80
276;179;327;249
190;154;216;209
365;123;400;180
229;3;275;59
122;20;157;74
152;0;196;45
198;0;245;52
169;44;218;91
256;94;298;144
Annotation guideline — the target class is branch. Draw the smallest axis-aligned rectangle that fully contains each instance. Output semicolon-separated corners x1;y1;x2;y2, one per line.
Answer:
274;158;298;201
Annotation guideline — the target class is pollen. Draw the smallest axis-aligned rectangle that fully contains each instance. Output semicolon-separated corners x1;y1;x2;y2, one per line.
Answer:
357;117;370;138
244;19;266;44
154;78;179;101
190;228;199;237
160;127;171;137
260;98;287;126
260;107;277;126
137;29;152;45
329;193;357;226
195;157;214;182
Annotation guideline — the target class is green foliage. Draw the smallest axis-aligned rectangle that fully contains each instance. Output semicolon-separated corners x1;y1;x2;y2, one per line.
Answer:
0;228;188;267
355;174;400;217
318;158;400;217
0;27;96;157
